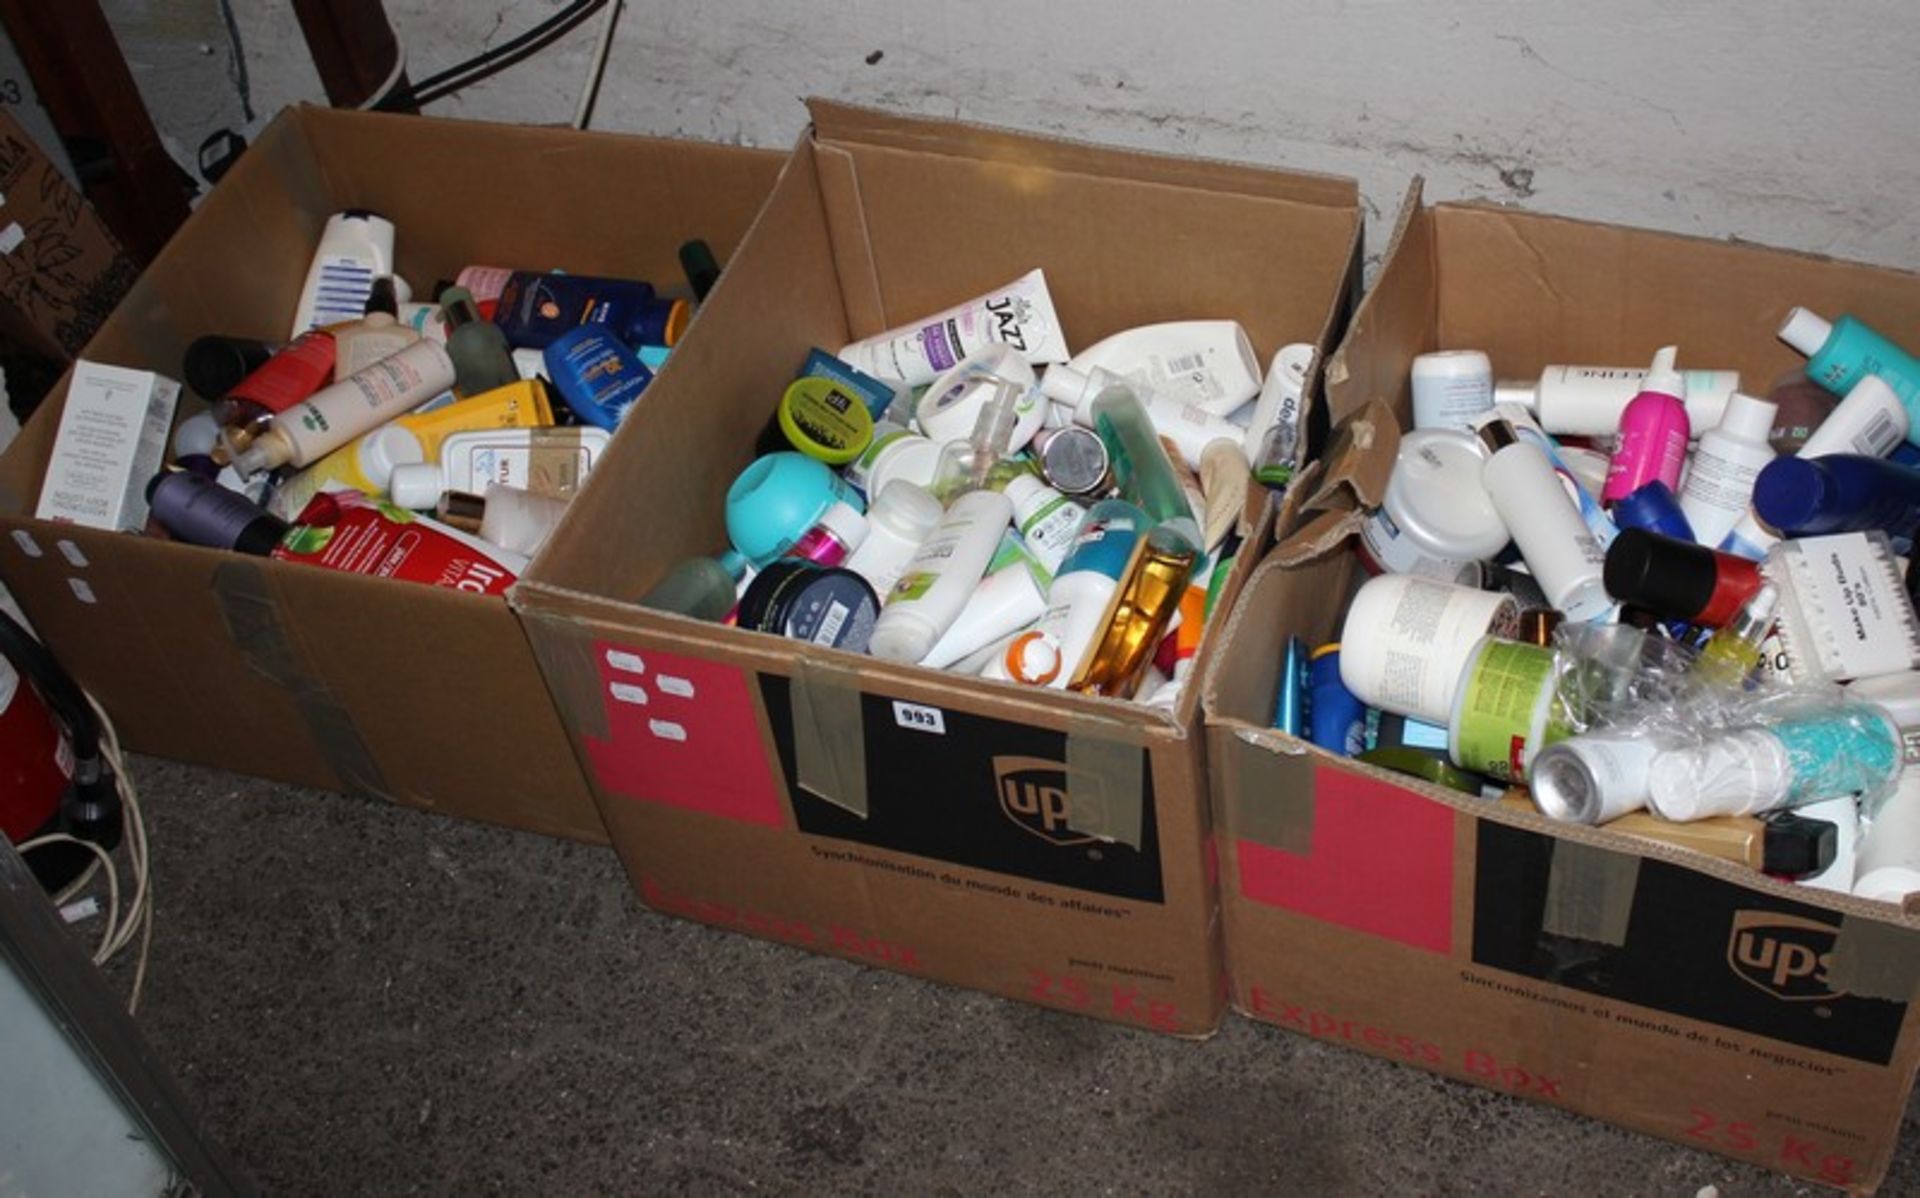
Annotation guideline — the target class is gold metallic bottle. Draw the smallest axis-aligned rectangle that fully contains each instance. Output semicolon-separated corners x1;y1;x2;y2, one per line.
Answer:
1068;526;1196;698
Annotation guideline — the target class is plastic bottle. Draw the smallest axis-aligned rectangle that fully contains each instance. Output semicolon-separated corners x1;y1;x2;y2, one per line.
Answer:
1692;584;1780;690
1720;374;1909;558
434;484;571;558
783;501;869;567
1088;383;1202;550
680;239;721;301
147;471;288;555
1003;471;1086;575
1646;706;1902;821
915;344;1044;452
289;210;396;336
1033;499;1150;689
1057;320;1262;418
1855;770;1920;901
1244;343;1315;486
1044;364;1243;470
868;488;1014;662
440;286;520;397
542;325;653;430
1479;419;1611;621
1602;347;1690;504
1752;454;1920;542
640;552;750;621
1677;392;1778;548
838;269;1068;386
725;452;866;568
1522;361;1740;436
331;277;420;381
491;270;689;350
231;339;457;477
921;563;1047;670
212;329;337;455
842;480;944;600
1778;308;1920;435
182;335;274;402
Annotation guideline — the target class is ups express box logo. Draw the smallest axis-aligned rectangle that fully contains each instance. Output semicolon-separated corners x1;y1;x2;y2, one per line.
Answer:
758;676;1164;903
1472;821;1906;1064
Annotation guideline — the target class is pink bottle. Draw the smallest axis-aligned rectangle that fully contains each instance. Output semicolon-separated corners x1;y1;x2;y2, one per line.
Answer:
1602;346;1691;504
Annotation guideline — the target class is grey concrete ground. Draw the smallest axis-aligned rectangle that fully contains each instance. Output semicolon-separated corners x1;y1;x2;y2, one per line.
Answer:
92;755;1919;1195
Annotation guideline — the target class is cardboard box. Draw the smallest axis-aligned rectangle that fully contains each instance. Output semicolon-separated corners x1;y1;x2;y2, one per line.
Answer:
1204;184;1920;1190
0;109;136;366
0;106;785;842
513;101;1364;1034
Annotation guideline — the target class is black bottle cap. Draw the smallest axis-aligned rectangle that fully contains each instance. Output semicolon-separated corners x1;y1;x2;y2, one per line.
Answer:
181;335;273;400
364;276;399;317
1762;811;1840;877
1603;528;1715;619
679;239;721;301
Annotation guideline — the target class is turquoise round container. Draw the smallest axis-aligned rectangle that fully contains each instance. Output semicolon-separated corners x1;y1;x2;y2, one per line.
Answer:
725;452;866;566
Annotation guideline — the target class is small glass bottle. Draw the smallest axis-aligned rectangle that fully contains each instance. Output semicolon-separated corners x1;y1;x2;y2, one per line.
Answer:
1694;584;1779;690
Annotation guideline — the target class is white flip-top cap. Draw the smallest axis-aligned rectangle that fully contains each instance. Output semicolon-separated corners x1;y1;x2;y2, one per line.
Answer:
813;500;869;551
1642;345;1683;398
388;463;444;510
1716;392;1778;442
1778;307;1834;357
1039;364;1094;408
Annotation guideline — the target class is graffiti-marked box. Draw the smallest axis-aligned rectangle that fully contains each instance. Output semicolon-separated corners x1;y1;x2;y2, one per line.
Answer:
1205;185;1920;1190
514;101;1365;1035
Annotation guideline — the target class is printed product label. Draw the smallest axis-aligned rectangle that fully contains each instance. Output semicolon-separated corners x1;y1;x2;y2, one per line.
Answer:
1357;507;1474;581
890;571;937;603
1795;533;1917;679
1452;641;1560;783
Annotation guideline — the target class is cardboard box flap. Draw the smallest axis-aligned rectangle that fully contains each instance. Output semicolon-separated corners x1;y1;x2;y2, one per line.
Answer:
1270;398;1398;565
807;99;1358;211
1325;177;1430;426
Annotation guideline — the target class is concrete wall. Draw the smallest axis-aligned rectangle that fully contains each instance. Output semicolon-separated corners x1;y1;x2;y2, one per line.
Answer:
94;2;1920;276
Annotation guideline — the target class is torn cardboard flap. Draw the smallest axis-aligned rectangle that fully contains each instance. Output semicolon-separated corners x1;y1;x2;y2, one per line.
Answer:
1225;727;1316;854
209;560;391;802
790;654;869;819
1272;398;1398;566
1540;838;1640;947
1064;712;1147;850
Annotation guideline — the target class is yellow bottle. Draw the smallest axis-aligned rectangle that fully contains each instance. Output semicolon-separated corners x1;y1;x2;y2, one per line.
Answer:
1068;525;1196;698
1693;583;1779;690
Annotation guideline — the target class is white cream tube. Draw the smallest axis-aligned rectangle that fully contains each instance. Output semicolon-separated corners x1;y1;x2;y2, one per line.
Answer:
839;268;1069;386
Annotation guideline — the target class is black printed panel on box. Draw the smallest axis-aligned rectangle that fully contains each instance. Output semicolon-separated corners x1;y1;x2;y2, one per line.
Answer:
759;676;1165;903
1471;820;1907;1065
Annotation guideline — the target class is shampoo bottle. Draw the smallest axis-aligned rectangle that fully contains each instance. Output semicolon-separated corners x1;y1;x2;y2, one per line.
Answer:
1525;361;1740;436
1602;347;1690;504
1480;419;1611;621
868;488;1014;663
289;210;397;336
1677;392;1778;548
1778;308;1920;433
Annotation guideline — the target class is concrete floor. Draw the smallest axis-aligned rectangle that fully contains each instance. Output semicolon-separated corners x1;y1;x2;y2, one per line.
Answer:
95;755;1920;1195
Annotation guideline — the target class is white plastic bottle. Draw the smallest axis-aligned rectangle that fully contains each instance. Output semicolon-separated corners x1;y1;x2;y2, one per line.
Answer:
1527;362;1741;436
920;563;1047;669
290;211;398;336
1410;350;1494;431
231;340;456;476
1058;320;1263;417
1041;363;1242;468
1242;343;1315;480
1479;418;1611;621
913;344;1044;452
868;488;1013;662
1003;472;1085;574
1677;392;1779;549
843;481;944;601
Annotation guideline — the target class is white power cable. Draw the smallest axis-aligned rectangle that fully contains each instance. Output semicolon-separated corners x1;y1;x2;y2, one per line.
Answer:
574;0;622;129
358;33;410;111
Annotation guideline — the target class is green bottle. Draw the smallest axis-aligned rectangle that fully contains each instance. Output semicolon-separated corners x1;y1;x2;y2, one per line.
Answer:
439;286;519;397
1090;383;1201;551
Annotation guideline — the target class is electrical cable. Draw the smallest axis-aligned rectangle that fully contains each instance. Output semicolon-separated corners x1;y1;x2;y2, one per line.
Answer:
358;31;409;111
413;1;607;106
573;0;622;129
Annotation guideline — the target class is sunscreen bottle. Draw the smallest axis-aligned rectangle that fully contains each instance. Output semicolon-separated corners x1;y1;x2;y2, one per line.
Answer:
231;339;457;477
868;488;1014;662
543;325;653;430
1779;308;1920;435
289;210;397;336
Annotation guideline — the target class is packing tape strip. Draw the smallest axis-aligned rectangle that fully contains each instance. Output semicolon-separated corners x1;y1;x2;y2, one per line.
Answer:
522;616;608;743
1540;838;1639;947
1063;712;1147;850
789;655;868;819
1826;915;1920;1004
1225;729;1316;854
209;560;392;800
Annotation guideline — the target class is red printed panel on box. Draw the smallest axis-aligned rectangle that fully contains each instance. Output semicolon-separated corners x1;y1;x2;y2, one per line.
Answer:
1237;763;1455;954
582;641;785;827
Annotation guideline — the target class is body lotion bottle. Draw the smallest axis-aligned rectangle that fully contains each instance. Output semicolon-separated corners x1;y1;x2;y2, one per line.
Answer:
1480;419;1611;621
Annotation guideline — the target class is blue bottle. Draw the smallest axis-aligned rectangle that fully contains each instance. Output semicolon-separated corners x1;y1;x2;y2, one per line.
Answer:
1610;480;1696;544
543;326;653;430
493;270;691;350
1752;454;1920;545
